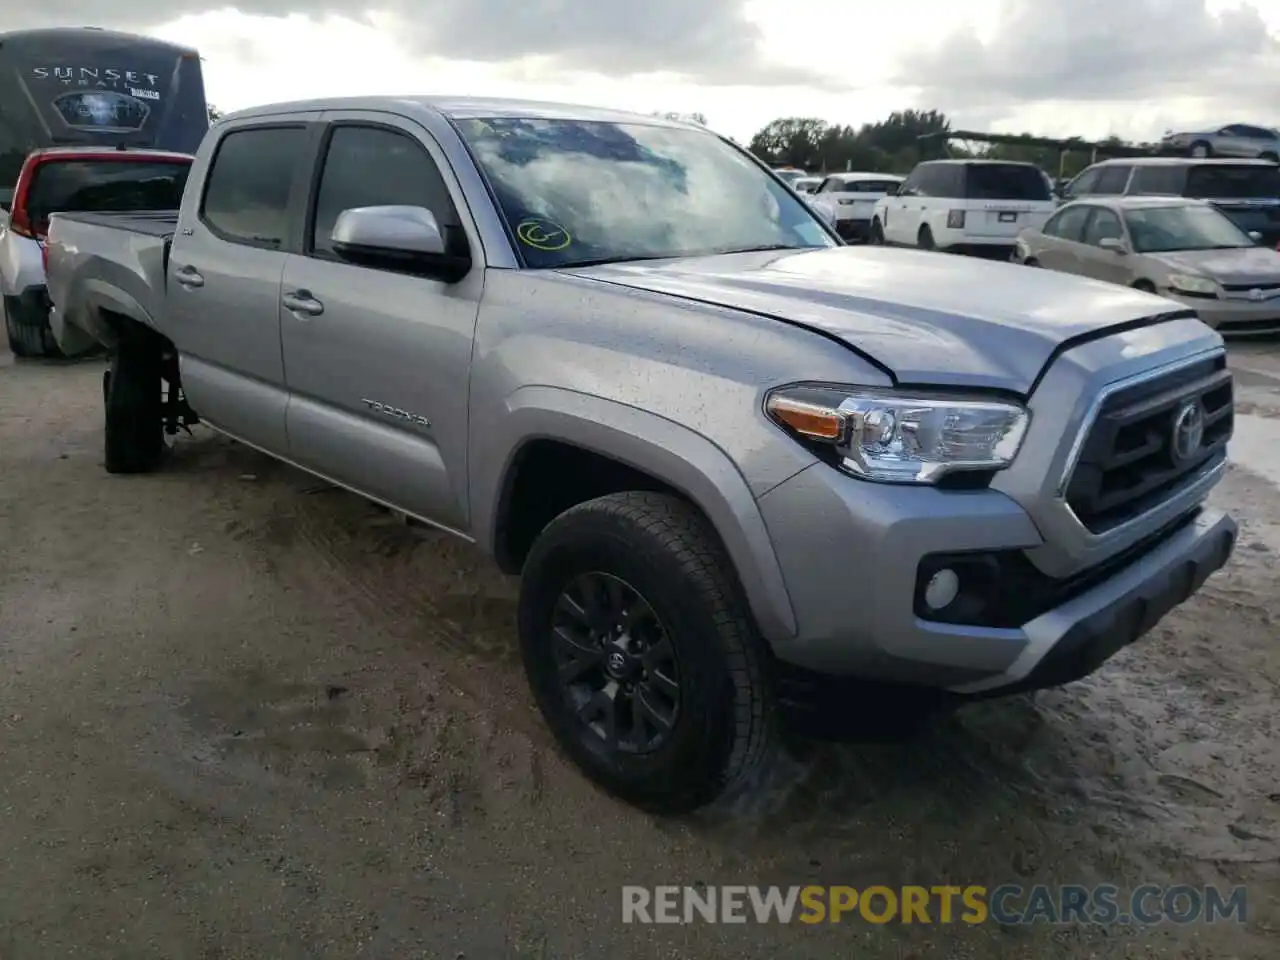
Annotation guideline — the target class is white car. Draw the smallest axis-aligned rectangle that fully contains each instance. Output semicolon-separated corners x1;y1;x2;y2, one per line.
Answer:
790;176;821;195
808;173;905;242
870;159;1057;258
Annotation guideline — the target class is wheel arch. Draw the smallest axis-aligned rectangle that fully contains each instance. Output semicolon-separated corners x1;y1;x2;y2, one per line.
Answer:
474;386;799;643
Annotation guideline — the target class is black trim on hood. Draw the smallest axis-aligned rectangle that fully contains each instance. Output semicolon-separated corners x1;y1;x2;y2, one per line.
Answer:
1020;308;1200;397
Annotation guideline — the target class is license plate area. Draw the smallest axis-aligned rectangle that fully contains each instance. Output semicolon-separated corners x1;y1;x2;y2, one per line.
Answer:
998;211;1018;223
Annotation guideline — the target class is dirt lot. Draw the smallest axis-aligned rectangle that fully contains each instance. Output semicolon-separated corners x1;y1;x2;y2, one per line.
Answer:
1;343;1279;959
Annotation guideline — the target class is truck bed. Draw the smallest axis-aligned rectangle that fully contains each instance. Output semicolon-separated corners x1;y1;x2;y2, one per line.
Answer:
56;210;180;238
44;210;179;354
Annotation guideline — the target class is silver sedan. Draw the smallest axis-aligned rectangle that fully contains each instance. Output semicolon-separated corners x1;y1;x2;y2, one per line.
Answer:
1012;196;1280;336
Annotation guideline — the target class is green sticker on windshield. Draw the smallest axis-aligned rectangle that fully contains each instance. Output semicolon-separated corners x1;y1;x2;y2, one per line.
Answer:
516;218;571;251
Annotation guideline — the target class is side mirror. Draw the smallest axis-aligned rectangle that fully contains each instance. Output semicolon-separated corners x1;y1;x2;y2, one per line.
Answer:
1249;230;1263;242
1099;237;1127;254
331;205;470;282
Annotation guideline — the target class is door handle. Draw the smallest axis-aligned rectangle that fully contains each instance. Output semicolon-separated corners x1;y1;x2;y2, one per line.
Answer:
282;289;324;317
174;266;204;288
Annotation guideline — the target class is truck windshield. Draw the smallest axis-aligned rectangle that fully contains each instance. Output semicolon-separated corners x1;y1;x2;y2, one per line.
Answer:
1124;204;1254;253
1185;164;1280;199
455;117;835;268
26;158;190;230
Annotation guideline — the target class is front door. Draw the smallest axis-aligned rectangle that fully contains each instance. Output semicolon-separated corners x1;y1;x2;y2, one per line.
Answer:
166;120;318;451
279;113;484;531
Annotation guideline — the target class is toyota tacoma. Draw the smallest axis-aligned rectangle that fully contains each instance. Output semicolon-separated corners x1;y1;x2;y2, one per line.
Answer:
44;97;1237;813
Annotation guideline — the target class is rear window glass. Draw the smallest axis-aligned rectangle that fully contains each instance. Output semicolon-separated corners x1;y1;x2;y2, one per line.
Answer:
1185;164;1280;199
964;164;1051;201
838;180;900;193
27;159;190;227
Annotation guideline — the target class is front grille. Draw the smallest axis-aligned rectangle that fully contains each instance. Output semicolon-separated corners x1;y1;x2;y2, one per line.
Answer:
1064;355;1233;535
1222;281;1280;294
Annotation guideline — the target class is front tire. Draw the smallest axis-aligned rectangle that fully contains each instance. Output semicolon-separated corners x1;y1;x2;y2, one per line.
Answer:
518;491;774;814
917;224;936;251
870;219;885;245
1190;141;1212;158
104;336;164;474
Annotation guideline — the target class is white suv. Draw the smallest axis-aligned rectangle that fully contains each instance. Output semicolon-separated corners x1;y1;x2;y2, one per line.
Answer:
870;159;1057;258
808;172;904;242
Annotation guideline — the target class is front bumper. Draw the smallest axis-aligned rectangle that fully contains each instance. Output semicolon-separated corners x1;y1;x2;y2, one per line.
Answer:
757;460;1236;696
1169;293;1280;336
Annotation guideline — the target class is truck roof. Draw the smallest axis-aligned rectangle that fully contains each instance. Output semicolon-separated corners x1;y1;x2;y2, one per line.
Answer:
224;95;704;129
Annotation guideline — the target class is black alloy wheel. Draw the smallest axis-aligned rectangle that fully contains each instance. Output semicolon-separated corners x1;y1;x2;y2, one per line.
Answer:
552;571;680;754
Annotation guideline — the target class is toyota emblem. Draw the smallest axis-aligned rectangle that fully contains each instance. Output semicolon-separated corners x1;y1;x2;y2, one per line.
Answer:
1249;287;1264;301
607;651;627;673
1171;400;1205;463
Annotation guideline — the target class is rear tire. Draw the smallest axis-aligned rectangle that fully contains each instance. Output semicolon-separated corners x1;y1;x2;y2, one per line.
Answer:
518;491;775;814
2;299;65;359
104;336;165;474
1133;279;1157;293
1190;141;1212;158
917;225;936;251
1023;257;1040;267
870;219;885;245
1261;151;1278;163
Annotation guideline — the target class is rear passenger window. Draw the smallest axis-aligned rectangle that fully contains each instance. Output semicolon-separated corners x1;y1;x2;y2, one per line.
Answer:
201;126;307;248
310;125;458;257
1093;166;1131;195
1045;205;1091;241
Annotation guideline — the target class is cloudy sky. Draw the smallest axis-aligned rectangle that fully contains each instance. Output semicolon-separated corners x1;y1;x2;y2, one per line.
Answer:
11;0;1280;142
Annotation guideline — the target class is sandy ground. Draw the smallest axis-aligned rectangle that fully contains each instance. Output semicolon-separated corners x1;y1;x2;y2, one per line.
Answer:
1;342;1279;959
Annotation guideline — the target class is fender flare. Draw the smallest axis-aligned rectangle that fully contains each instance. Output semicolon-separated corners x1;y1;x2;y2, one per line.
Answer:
473;385;799;643
78;279;156;348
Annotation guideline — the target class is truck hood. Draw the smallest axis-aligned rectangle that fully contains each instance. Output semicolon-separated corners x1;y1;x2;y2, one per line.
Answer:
566;246;1185;394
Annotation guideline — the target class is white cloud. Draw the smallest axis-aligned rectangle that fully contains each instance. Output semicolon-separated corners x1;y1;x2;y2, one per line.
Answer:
128;0;1280;144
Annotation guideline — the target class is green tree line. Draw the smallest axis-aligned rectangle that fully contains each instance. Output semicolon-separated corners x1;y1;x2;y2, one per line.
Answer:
745;109;1153;179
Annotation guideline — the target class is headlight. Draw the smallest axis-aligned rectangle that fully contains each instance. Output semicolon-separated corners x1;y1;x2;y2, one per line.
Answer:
1167;273;1218;297
765;385;1031;484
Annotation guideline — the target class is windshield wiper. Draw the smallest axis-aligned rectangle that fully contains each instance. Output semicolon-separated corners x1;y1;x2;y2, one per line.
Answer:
553;254;679;269
703;243;821;256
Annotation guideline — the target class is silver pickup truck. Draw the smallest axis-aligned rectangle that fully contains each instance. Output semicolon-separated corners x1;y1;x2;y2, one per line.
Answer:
45;97;1238;813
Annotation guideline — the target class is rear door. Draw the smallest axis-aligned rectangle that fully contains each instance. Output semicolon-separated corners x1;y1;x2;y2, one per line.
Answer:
1212;126;1254;158
167;117;320;452
1033;203;1093;272
279;111;484;530
961;163;1054;239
